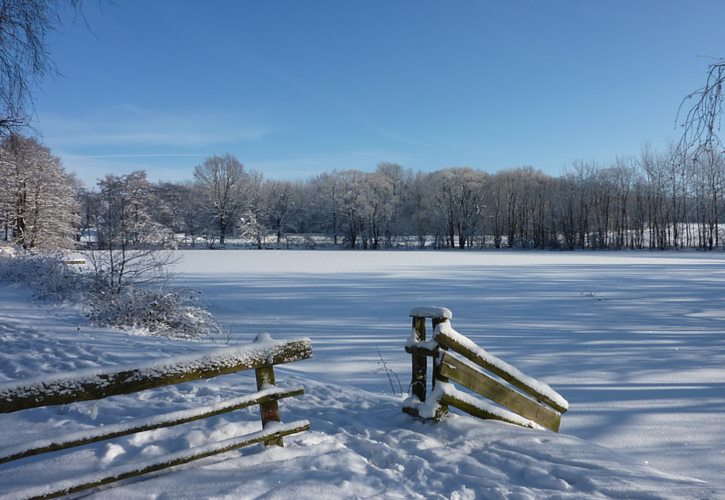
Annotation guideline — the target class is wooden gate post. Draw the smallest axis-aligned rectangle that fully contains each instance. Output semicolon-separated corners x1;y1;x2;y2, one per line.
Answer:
410;315;427;402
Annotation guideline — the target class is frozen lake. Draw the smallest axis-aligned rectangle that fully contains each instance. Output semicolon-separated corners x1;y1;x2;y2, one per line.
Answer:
2;249;724;497
172;249;725;485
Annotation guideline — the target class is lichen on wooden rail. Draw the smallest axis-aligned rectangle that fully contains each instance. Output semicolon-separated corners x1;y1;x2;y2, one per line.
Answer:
0;338;312;414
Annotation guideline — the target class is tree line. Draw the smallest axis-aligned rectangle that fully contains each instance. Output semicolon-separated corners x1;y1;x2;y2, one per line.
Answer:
1;3;724;253
3;133;725;252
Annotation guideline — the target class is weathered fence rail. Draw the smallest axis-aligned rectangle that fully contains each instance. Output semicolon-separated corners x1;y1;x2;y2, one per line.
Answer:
403;307;568;431
0;335;312;499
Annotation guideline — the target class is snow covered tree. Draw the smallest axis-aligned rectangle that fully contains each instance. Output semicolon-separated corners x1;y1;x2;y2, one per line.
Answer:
308;171;344;245
361;171;395;249
85;171;175;291
231;170;262;248
0;134;78;249
194;154;259;245
260;179;304;244
403;171;435;248
153;181;209;246
337;170;367;249
238;208;265;249
430;168;486;248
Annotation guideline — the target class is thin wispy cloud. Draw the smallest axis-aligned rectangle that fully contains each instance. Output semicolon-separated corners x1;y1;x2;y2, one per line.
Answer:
64;153;209;159
375;128;422;146
37;105;271;149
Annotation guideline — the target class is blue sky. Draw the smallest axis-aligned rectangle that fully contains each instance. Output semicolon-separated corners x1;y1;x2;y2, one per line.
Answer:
32;0;725;187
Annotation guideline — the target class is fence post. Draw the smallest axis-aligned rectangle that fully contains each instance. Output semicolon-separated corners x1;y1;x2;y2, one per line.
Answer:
255;364;283;446
410;315;427;402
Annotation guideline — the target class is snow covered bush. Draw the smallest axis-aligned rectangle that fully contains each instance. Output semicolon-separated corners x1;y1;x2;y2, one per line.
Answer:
0;247;85;301
86;286;224;340
0;248;222;339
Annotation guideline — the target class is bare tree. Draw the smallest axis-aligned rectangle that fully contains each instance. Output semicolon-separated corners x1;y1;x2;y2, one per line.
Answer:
679;59;725;158
85;171;175;291
308;171;343;245
374;162;411;247
429;168;486;249
678;60;725;250
361;172;394;249
153;181;208;246
337;170;367;249
403;171;434;248
261;179;304;244
193;154;256;245
0;0;82;132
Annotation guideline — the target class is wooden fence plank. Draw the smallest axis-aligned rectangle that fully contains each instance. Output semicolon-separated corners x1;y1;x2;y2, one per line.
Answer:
435;329;567;413
0;338;312;414
19;421;310;500
439;391;539;429
0;386;304;465
439;353;560;431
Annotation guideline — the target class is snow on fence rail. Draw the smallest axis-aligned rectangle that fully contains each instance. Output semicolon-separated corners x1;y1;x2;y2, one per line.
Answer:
403;307;568;431
0;335;312;499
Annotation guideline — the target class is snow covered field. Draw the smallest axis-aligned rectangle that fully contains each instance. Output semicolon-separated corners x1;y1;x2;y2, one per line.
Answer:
1;250;724;498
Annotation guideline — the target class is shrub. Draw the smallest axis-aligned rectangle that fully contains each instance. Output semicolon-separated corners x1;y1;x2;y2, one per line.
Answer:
0;247;85;301
87;286;224;340
0;247;222;340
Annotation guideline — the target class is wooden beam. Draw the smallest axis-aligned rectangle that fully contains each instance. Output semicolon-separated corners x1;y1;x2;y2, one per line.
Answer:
0;338;312;414
439;392;539;429
435;329;567;413
19;421;311;500
439;353;560;431
0;387;304;464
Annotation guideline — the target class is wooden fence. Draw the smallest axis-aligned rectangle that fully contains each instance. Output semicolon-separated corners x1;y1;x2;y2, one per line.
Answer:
0;335;312;499
403;307;568;431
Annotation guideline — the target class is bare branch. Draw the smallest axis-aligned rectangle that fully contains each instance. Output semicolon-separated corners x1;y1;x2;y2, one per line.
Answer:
677;59;725;159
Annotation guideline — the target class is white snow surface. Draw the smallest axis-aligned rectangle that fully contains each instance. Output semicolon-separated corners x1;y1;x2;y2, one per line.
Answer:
1;250;724;498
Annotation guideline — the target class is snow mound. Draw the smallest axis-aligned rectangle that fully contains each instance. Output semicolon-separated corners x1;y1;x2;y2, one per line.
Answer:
4;377;715;499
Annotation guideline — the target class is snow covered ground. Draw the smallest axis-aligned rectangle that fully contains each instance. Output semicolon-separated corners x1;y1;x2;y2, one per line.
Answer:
1;250;724;498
